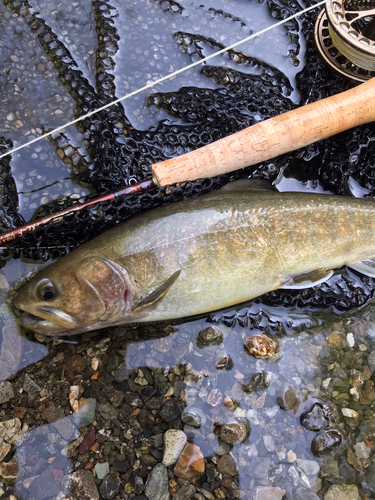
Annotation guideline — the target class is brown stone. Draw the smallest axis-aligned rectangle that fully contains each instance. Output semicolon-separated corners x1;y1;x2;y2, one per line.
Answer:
328;331;345;350
347;449;364;473
79;428;96;455
174;443;205;479
66;354;86;373
13;407;28;419
217;454;237;476
360;380;375;405
0;460;18;484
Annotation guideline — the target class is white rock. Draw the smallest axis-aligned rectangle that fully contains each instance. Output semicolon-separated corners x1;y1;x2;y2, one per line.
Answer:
341;408;359;418
354;441;371;459
347;333;355;348
287;450;297;463
296;459;320;476
162;429;187;467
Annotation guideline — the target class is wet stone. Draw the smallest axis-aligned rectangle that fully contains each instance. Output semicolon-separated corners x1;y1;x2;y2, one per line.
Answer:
113;361;131;383
277;386;304;415
65;354;86;373
174;443;205;479
0;381;14;404
95;462;110;480
28;468;61;500
62;470;99;500
23;373;42;399
0;460;18;485
207;388;222;406
217;454;237;476
79;428;96;454
300;403;329;431
367;351;375;373
245;334;277;359
311;430;344;457
360;380;374;405
162;429;187;466
242;372;270;395
354;441;371;459
74;398;97;427
220;422;248;444
144;463;169;500
173;484;196;500
296;459;320;475
99;474;120;499
324;484;359;500
196;326;223;347
251;486;286;500
159;399;181;422
181;406;207;428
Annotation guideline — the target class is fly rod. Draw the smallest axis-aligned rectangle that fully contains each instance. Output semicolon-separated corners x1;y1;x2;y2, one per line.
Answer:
2;76;375;245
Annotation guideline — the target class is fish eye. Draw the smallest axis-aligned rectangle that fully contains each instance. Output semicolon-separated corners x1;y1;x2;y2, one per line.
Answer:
37;279;56;301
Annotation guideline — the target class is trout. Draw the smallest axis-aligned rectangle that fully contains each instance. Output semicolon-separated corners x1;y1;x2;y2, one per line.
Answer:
13;181;375;336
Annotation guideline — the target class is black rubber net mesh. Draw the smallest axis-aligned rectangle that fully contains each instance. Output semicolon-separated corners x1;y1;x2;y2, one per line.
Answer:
1;0;375;322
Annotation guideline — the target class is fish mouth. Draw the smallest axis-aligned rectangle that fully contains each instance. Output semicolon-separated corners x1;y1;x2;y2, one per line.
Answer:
17;306;77;335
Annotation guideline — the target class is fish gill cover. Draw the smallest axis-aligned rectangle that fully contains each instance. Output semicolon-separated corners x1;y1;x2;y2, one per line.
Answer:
0;0;375;320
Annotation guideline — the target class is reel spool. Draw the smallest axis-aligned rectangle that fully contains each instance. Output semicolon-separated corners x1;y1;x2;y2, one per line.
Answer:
315;0;375;81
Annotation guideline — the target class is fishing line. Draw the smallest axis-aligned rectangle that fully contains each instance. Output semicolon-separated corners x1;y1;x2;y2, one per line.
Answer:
0;0;327;161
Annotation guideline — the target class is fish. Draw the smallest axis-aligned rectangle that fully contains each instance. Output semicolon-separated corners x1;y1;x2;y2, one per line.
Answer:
13;180;375;336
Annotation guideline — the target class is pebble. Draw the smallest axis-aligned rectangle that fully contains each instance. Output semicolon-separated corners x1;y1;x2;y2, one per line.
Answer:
0;439;11;462
346;333;355;347
74;398;97;427
181;406;207;428
0;418;22;444
245;334;277;359
368;351;375;373
324;484;359;500
196;326;223;347
251;486;286;500
220;422;248;444
341;408;359;418
296;459;320;475
207;388;222;406
162;429;187;466
95;462;110;480
79;428;96;455
65;354;86;373
0;382;14;404
159;399;181;422
61;470;99;500
353;441;371;459
23;373;42;399
300;403;329;431
174;443;205;479
311;430;344;457
287;450;297;463
144;463;169;500
217;454;237;476
0;460;18;485
99;475;120;499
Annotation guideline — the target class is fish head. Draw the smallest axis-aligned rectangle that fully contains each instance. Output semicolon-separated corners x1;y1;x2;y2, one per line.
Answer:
14;256;131;336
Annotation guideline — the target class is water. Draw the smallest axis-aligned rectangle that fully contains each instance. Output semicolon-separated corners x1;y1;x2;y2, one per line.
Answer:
1;0;375;499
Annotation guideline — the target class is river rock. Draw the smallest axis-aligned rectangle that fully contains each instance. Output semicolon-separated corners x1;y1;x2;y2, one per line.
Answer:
251;486;286;500
324;484;359;500
99;475;120;499
300;403;329;431
217;454;237;476
0;418;22;444
181;406;206;428
196;326;223;347
296;459;320;476
62;470;99;500
312;430;344;457
162;429;187;466
174;443;205;479
220;422;248;444
0;381;14;404
159;399;181;422
145;463;169;500
74;398;97;427
95;462;109;480
354;441;371;459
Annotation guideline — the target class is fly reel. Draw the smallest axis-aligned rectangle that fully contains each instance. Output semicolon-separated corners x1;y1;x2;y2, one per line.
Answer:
315;0;375;81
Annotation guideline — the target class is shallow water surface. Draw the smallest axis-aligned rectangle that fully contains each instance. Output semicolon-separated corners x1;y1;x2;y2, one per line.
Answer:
1;0;375;499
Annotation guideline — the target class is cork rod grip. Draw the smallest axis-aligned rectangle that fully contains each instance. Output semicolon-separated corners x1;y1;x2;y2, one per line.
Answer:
152;78;375;187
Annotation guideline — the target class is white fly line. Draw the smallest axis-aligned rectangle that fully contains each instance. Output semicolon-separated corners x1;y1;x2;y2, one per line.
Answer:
0;0;327;161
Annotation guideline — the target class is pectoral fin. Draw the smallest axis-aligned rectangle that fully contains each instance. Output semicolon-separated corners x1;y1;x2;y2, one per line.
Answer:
281;269;334;289
348;258;375;277
131;270;181;316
